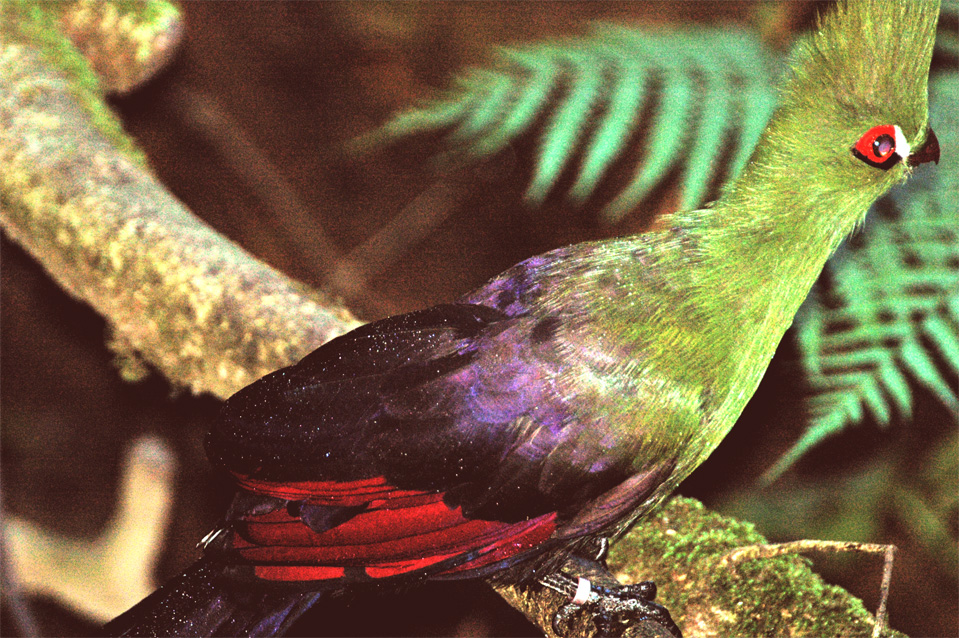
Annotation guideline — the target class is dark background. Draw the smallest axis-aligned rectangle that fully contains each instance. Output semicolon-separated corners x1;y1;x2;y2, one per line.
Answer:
2;2;955;636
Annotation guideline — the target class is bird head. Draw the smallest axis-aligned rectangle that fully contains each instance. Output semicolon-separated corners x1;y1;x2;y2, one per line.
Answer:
727;0;941;233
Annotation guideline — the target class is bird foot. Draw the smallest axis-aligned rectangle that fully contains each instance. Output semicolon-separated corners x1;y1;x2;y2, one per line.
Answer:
546;575;682;638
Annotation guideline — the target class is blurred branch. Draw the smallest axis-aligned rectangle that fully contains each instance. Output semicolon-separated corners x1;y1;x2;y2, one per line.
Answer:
3;436;177;622
0;525;40;637
165;84;347;280
329;179;460;298
0;0;360;400
56;0;183;95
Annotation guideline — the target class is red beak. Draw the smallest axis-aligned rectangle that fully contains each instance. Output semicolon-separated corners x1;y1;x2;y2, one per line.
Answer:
908;129;940;167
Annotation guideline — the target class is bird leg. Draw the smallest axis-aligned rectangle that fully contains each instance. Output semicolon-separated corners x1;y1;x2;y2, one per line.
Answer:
582;536;611;565
538;554;682;638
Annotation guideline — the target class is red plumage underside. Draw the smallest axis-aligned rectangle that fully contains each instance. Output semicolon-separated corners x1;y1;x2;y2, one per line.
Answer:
230;474;557;582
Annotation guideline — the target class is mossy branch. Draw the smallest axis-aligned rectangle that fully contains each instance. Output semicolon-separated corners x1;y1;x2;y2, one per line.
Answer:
0;1;360;400
0;3;906;636
495;497;904;638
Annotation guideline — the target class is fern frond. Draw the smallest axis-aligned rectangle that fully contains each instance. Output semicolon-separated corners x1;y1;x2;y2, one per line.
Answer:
676;38;733;211
372;23;780;224
527;47;606;203
569;45;647;203
939;0;959;59
763;73;959;483
466;49;558;157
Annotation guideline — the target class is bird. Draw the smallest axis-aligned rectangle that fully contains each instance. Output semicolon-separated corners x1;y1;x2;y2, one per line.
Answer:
106;0;941;636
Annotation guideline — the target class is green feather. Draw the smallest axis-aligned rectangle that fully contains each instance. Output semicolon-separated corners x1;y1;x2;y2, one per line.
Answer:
368;0;946;492
511;0;940;495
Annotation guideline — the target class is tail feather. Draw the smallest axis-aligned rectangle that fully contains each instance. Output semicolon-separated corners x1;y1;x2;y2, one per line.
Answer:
105;558;322;637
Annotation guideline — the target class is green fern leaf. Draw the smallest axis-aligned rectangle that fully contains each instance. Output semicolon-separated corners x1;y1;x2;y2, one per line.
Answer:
527;47;606;202
569;45;647;203
939;0;959;59
764;73;959;483
452;70;515;142
373;23;780;224
677;38;733;211
467;49;558;157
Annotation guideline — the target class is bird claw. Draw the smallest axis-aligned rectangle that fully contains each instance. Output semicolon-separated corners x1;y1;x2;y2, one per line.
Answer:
550;579;682;638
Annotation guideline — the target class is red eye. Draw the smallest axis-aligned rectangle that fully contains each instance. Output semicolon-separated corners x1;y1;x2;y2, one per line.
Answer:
852;124;909;170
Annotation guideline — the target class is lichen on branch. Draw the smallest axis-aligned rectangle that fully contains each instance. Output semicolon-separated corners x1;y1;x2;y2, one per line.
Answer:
0;0;360;399
496;497;904;638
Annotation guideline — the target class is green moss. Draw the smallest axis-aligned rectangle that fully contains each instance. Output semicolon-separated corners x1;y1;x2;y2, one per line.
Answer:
62;0;181;63
2;0;146;164
609;497;904;637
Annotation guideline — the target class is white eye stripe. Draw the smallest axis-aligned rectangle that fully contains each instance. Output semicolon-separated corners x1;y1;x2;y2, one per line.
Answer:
893;125;910;159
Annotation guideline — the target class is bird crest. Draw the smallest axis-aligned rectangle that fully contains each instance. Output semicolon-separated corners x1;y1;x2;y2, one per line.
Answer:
785;0;940;143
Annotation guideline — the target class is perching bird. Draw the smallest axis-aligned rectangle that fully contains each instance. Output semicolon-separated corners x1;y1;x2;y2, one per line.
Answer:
107;0;941;636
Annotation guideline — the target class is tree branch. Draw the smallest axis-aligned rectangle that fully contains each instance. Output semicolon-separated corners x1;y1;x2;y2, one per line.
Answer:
1;0;360;400
3;436;177;622
495;497;904;638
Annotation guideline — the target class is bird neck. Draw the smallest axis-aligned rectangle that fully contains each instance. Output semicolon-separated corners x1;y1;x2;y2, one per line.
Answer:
587;152;869;390
675;117;880;333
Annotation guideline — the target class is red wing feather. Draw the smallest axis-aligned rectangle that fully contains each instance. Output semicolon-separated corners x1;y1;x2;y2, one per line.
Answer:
226;474;558;583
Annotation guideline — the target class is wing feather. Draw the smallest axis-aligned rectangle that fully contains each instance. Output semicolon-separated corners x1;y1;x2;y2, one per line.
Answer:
206;300;674;585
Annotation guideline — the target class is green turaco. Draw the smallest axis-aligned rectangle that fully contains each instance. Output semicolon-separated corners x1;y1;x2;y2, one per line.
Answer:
108;1;940;636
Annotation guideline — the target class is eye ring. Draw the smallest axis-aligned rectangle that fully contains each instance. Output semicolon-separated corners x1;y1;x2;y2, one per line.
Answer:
852;124;910;170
